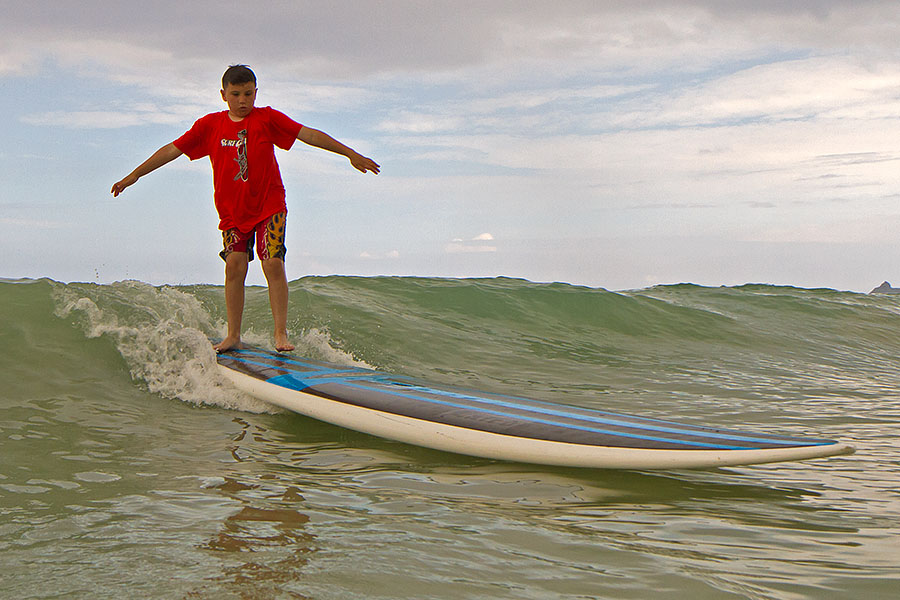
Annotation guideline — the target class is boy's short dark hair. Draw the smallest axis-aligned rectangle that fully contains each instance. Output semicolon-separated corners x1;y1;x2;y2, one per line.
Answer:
222;65;257;89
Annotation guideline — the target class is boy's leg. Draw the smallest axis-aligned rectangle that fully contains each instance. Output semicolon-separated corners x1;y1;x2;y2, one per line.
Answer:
261;257;294;352
215;250;250;352
256;212;293;352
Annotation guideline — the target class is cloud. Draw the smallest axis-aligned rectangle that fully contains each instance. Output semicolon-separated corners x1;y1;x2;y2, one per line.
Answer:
376;83;651;135
0;47;35;76
0;217;68;229
445;243;498;254
0;2;512;81
446;233;498;253
604;56;900;130
814;152;900;167
744;212;900;245
360;250;400;260
377;112;466;135
5;1;898;88
21;108;194;129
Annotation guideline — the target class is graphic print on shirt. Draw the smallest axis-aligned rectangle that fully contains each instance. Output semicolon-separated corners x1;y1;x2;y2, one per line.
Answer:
220;129;249;182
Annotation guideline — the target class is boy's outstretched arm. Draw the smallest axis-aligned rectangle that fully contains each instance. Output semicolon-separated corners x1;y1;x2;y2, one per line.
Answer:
111;143;184;196
297;127;380;174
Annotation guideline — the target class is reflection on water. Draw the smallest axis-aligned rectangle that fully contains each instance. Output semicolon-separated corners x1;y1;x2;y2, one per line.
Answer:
200;492;314;597
191;419;316;599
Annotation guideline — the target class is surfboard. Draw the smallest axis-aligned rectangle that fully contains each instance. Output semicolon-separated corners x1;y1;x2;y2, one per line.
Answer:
216;345;855;470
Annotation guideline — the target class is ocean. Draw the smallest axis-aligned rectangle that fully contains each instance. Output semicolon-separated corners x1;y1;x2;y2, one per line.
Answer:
1;276;897;599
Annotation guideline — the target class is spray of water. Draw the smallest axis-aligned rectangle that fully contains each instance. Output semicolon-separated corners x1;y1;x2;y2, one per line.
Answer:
52;281;368;413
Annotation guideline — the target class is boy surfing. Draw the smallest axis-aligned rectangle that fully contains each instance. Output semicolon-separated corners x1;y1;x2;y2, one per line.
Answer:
111;65;379;352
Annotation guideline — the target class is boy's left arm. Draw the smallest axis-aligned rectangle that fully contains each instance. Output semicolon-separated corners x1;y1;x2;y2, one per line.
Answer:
297;127;380;174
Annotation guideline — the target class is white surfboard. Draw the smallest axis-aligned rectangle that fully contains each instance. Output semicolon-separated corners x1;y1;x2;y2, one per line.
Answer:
217;345;855;470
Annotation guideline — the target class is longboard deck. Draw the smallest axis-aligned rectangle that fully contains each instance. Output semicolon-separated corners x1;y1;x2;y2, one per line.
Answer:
216;345;854;469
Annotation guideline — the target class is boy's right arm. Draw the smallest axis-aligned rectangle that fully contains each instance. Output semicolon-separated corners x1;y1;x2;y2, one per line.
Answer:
111;143;183;197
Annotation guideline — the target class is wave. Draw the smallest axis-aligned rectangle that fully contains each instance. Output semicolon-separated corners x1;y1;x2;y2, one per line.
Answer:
3;276;900;425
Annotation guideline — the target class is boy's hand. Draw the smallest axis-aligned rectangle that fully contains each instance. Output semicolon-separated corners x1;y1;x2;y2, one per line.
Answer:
111;174;138;197
110;143;183;197
350;153;380;175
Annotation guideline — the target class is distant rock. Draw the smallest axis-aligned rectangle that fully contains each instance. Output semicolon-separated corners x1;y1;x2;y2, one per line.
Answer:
870;281;900;294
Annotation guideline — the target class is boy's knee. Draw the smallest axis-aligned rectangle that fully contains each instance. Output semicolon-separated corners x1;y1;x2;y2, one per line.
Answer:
261;257;285;274
261;257;287;282
224;252;249;278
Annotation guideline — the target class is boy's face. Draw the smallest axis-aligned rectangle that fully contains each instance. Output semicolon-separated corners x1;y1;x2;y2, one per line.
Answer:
221;81;257;120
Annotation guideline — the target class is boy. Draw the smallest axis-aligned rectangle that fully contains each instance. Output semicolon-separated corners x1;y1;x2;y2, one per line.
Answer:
111;65;379;353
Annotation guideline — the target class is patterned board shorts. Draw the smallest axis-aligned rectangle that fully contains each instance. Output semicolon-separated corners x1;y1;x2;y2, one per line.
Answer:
219;212;287;262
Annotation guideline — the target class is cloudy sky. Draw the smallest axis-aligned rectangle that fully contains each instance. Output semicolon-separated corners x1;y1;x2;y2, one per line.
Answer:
2;0;900;291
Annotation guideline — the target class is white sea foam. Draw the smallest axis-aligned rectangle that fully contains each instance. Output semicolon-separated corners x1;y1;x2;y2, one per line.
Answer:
292;327;375;369
52;281;264;413
53;281;374;412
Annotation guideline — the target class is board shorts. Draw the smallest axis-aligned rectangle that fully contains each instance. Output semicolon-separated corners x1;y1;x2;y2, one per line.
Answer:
219;212;287;262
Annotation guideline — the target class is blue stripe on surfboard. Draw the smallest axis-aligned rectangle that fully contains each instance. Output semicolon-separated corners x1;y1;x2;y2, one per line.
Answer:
225;351;778;433
363;381;826;447
229;350;730;425
229;349;375;376
266;373;818;450
222;352;829;448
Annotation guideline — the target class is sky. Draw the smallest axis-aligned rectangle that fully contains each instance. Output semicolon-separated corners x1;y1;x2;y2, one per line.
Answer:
2;0;900;292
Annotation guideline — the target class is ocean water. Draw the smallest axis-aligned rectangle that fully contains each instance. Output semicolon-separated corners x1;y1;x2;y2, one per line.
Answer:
1;276;898;599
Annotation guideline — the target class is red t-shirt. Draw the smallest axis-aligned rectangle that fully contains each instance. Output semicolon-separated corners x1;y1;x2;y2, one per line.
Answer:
174;107;303;232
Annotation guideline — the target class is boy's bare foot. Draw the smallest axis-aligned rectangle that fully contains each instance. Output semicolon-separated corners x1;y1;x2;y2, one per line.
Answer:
213;336;243;353
274;332;295;353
